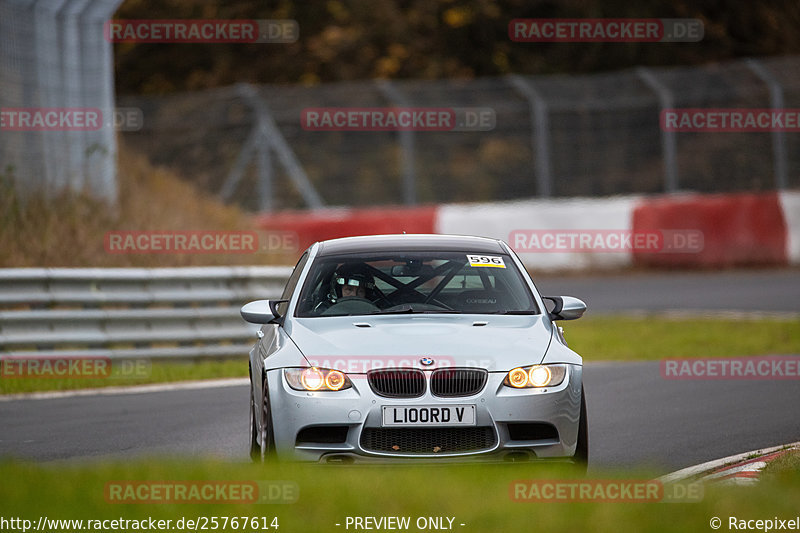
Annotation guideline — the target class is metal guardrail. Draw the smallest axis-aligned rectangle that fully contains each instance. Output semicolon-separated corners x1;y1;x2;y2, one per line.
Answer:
0;267;293;359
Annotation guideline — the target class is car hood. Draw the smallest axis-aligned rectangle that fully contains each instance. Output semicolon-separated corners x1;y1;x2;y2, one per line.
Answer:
287;314;553;372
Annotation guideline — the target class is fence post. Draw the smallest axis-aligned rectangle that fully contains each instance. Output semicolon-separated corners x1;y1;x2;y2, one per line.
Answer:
637;67;678;193
255;128;274;212
508;74;552;198
220;128;258;201
745;59;788;191
222;83;323;211
376;80;417;205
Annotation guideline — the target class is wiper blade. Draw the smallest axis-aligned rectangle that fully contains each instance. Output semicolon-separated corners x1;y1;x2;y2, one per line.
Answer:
370;309;461;315
486;310;538;315
369;308;414;315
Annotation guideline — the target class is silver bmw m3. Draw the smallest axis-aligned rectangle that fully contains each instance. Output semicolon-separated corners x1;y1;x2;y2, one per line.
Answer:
242;234;588;465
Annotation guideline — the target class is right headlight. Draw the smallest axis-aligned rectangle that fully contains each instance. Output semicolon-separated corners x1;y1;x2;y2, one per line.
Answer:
503;364;567;388
284;367;352;391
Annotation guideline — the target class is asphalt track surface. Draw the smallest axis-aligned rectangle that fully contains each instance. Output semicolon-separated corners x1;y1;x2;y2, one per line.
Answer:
1;363;799;473
533;268;800;313
0;270;798;471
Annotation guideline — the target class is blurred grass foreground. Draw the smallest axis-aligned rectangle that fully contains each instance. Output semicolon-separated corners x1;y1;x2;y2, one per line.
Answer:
0;459;799;532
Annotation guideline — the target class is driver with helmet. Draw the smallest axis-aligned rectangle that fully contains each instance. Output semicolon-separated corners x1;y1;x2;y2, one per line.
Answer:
314;263;377;313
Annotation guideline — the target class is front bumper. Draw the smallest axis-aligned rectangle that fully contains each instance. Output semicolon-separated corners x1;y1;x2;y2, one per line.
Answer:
265;364;583;463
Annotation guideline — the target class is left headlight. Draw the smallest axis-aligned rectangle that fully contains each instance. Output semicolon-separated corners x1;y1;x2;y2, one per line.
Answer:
284;367;353;391
503;364;567;388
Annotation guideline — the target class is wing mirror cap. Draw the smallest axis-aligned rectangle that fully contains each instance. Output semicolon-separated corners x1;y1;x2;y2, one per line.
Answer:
240;299;286;324
543;296;587;321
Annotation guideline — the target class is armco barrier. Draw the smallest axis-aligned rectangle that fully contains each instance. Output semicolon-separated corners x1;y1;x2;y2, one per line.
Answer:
632;192;788;268
0;267;292;359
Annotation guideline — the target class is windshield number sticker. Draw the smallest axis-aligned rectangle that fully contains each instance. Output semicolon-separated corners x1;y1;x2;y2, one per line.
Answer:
467;255;506;268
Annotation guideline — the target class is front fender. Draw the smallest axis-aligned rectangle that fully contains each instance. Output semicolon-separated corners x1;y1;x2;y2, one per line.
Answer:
540;326;583;366
249;325;308;417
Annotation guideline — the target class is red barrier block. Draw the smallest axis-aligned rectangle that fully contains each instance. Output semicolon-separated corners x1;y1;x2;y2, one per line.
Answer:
632;192;788;268
256;206;437;253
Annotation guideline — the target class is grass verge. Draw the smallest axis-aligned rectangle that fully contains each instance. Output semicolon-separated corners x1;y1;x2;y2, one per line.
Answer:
763;449;800;476
563;315;800;361
0;459;798;532
0;359;247;396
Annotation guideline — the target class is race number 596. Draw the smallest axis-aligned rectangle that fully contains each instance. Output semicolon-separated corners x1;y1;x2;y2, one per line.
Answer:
467;255;506;268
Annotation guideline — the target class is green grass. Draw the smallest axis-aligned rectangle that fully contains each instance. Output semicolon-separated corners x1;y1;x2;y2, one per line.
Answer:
0;359;247;395
2;317;798;395
562;316;800;361
0;459;799;532
763;450;800;476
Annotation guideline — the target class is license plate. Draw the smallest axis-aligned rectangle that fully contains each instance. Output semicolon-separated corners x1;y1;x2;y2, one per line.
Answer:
382;405;476;427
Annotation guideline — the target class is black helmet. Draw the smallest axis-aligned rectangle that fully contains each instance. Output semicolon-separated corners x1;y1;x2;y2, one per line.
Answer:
328;263;375;303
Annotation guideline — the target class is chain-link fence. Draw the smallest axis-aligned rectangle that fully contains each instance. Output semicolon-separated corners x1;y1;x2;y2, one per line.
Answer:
120;55;800;212
7;40;797;210
0;0;122;202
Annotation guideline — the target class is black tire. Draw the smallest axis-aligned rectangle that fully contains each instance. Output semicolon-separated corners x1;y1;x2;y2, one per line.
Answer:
573;385;589;472
248;379;260;462
258;375;276;462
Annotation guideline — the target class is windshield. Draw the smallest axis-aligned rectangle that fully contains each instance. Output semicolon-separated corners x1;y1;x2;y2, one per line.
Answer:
295;251;539;317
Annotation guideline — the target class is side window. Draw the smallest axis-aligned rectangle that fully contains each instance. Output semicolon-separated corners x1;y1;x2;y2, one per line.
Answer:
276;252;309;316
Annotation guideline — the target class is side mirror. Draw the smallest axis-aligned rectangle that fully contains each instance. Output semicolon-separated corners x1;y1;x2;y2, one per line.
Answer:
543;296;587;321
240;300;286;324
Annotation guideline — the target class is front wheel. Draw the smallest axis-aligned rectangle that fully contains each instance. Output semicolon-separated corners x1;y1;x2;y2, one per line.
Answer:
258;375;276;462
248;380;260;462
